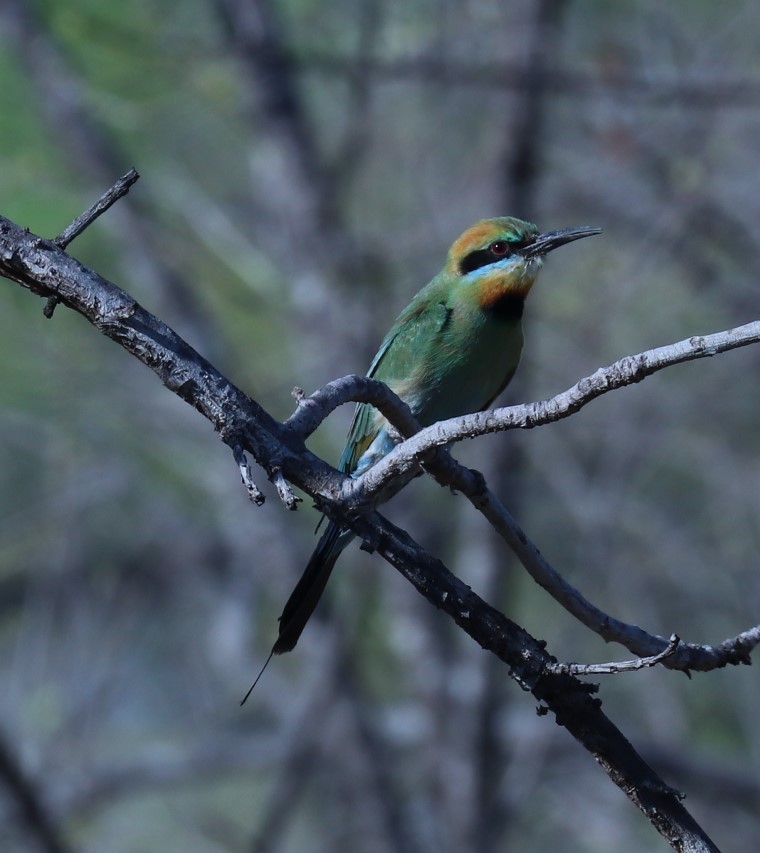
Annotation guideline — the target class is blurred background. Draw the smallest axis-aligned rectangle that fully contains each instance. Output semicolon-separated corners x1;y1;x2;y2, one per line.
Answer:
1;0;759;850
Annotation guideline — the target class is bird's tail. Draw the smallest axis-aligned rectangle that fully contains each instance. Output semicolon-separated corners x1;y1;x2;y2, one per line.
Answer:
272;521;353;654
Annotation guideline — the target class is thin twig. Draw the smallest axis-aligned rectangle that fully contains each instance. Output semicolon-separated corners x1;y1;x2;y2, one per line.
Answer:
467;481;760;671
270;467;301;510
54;168;140;249
43;168;140;319
548;635;682;676
233;444;265;506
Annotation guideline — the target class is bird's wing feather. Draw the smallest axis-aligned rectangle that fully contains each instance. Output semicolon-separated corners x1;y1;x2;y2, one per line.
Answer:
339;287;446;474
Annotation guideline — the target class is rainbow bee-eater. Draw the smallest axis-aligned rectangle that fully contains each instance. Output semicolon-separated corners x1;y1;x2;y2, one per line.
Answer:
275;217;600;655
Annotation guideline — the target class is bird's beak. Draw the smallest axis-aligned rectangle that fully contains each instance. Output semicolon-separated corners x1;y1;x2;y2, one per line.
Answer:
521;226;602;258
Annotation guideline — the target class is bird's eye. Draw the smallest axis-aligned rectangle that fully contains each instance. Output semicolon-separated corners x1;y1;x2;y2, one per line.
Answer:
489;240;511;256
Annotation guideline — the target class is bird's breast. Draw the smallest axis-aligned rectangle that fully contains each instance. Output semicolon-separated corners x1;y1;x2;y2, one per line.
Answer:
402;304;525;425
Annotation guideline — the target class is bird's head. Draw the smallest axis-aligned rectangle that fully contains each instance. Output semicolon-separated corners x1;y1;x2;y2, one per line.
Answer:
447;217;601;312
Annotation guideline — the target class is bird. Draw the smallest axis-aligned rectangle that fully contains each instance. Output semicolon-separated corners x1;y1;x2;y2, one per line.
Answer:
241;216;600;702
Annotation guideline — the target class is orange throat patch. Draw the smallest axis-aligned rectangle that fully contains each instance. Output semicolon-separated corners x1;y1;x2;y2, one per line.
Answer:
475;264;539;312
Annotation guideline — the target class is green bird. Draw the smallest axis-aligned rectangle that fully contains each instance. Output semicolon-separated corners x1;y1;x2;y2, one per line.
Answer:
275;217;599;655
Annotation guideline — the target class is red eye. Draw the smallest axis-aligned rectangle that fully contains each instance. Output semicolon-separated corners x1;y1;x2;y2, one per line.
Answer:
489;240;510;256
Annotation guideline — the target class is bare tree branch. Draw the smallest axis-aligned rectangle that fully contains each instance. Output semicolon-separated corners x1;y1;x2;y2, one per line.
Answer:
0;199;730;850
281;319;760;505
458;477;760;672
355;322;760;498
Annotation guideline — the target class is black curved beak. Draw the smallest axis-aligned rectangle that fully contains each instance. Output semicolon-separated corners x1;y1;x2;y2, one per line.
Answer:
522;226;602;258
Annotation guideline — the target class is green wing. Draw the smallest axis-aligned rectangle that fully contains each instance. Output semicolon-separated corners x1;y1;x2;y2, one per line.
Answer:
338;281;447;475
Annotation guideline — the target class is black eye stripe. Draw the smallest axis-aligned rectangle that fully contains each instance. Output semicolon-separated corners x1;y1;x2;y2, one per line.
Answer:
459;236;535;275
459;248;498;275
459;244;516;274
